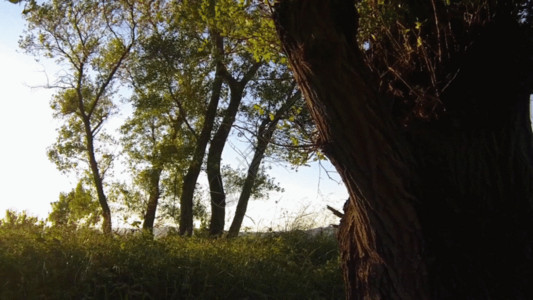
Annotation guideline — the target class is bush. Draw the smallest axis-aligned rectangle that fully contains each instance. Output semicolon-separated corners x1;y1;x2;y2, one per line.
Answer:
0;221;343;299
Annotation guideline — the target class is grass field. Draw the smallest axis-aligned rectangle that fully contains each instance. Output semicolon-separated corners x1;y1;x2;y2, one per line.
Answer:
0;212;344;299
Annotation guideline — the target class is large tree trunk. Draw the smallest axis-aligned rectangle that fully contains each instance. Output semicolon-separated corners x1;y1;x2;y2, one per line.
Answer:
274;0;533;299
207;63;261;237
407;17;533;298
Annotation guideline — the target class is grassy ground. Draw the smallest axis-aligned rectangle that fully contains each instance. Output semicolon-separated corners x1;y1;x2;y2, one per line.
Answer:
0;214;343;299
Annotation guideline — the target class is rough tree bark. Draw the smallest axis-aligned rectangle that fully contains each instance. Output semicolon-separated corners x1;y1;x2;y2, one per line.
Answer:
274;0;533;299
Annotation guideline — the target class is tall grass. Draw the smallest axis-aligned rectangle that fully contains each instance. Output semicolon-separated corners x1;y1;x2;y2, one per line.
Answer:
0;213;343;299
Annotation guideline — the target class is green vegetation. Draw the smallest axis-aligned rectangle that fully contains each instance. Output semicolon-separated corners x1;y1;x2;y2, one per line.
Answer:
17;0;316;237
0;211;343;299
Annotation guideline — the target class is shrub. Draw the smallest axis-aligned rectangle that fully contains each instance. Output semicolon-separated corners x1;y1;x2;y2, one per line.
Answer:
0;222;343;299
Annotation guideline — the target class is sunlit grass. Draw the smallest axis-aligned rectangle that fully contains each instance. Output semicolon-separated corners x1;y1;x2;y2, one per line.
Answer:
0;212;343;299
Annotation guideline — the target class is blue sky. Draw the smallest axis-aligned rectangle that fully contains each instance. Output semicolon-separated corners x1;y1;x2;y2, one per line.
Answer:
0;1;347;229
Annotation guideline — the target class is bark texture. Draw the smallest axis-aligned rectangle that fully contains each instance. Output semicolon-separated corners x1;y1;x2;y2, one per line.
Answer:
275;1;427;298
274;0;533;299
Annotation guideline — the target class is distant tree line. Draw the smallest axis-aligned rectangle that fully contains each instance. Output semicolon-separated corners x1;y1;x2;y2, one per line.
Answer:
19;0;317;236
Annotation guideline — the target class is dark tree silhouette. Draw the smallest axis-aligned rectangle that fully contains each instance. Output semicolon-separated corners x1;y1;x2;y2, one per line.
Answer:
274;0;533;298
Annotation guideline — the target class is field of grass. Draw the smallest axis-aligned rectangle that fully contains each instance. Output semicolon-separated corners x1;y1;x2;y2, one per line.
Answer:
0;213;343;299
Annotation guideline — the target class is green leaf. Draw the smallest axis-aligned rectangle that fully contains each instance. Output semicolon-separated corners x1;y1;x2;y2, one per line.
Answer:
253;104;265;115
290;136;299;146
417;36;423;48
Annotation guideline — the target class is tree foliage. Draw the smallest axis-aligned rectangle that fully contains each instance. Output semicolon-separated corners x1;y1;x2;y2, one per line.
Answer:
356;0;533;123
20;0;140;233
18;0;319;237
48;180;100;227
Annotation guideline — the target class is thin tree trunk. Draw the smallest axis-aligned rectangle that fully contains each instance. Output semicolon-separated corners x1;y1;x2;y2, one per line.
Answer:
178;0;225;237
205;82;242;236
227;91;299;238
207;63;261;237
178;58;223;236
142;167;162;233
179;32;224;236
83;119;112;234
227;119;270;238
74;61;113;234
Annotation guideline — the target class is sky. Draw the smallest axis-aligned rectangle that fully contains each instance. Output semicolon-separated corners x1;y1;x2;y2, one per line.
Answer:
0;2;75;219
0;2;348;230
